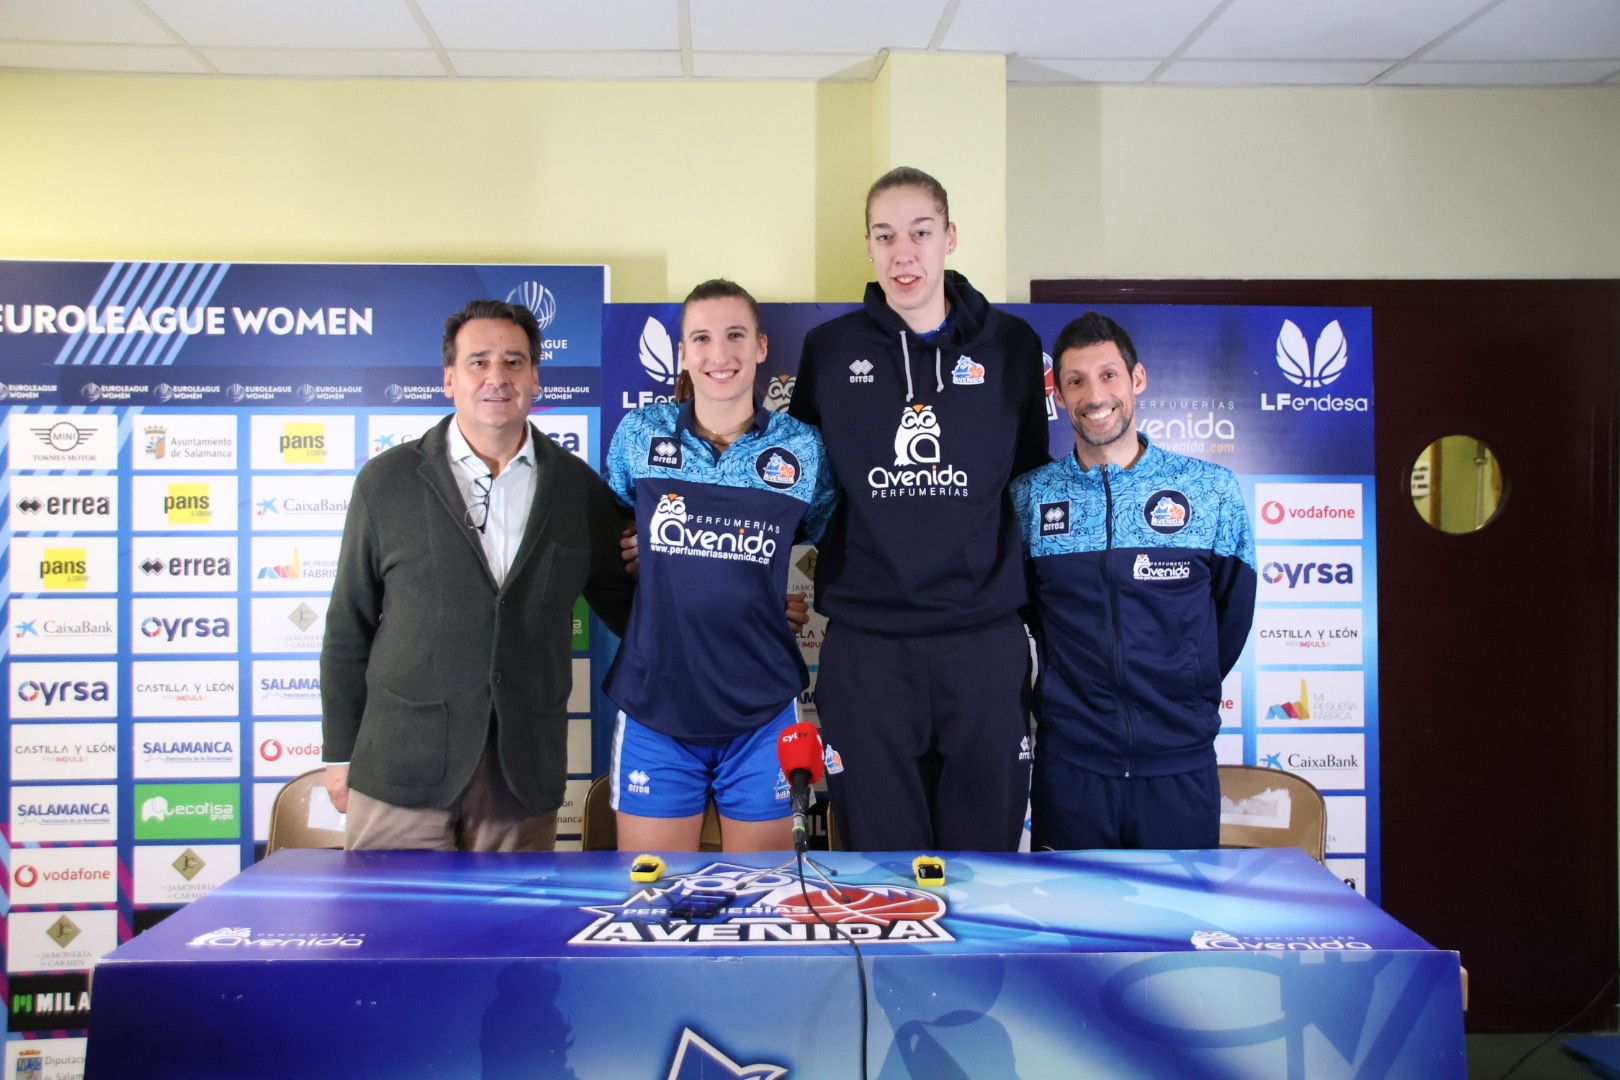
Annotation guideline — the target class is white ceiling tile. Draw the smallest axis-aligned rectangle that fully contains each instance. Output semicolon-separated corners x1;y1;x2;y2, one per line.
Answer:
0;0;172;45
204;49;448;78
691;52;878;80
941;0;1225;58
690;0;943;53
420;0;678;51
1381;60;1620;85
1007;57;1159;83
0;41;206;73
1187;0;1488;60
1427;0;1620;61
1160;59;1393;85
448;50;683;78
143;0;428;49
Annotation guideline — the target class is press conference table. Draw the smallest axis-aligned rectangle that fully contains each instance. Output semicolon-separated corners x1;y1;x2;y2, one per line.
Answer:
86;847;1464;1078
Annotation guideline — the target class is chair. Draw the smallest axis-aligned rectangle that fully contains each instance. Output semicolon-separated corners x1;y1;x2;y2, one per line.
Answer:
579;773;723;852
1217;764;1327;863
265;767;347;854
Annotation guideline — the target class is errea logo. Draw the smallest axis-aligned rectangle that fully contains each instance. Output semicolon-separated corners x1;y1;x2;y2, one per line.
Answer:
849;358;874;384
1038;500;1070;536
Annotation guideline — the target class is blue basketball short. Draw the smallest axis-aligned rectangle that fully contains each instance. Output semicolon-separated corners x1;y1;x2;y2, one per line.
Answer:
609;702;797;821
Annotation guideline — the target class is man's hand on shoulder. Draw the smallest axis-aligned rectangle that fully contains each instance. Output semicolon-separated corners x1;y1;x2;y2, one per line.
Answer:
620;525;639;576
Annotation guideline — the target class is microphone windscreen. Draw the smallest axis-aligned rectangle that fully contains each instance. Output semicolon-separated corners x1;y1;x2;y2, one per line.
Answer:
775;721;825;784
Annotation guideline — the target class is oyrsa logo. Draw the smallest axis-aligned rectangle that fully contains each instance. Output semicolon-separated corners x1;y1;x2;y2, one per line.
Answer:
1262;319;1369;413
572;862;953;945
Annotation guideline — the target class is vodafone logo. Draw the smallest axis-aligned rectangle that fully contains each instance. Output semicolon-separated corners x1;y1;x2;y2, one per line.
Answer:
15;864;39;888
1253;483;1363;541
259;738;319;763
260;738;284;762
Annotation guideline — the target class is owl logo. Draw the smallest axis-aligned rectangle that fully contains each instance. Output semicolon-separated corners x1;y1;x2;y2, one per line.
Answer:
763;374;796;412
893;404;942;466
650;493;688;535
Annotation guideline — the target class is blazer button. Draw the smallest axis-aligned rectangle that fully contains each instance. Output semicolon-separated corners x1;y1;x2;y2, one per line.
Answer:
493;671;503;684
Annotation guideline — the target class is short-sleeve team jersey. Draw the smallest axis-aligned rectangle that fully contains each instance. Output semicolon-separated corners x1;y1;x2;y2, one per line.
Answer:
602;402;836;742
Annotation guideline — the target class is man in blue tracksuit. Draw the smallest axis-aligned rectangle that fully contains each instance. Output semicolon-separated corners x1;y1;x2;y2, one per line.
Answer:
1010;312;1256;850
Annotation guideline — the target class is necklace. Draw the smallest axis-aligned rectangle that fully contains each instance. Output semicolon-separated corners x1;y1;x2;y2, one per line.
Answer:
694;415;751;446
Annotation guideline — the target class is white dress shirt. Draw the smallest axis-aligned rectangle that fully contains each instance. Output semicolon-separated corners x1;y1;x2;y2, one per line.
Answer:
447;420;539;588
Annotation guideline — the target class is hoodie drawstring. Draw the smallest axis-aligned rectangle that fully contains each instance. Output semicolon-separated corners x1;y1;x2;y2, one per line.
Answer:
901;333;914;402
899;334;947;401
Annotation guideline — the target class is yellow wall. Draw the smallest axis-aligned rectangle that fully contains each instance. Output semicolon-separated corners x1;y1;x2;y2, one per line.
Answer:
7;71;1620;306
1008;84;1620;298
1;72;873;303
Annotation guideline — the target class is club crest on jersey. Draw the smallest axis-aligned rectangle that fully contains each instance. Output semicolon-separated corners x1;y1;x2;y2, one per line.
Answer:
763;374;796;413
647;438;683;470
570;861;953;946
1145;489;1191;534
951;356;985;386
755;447;801;490
1039;500;1071;536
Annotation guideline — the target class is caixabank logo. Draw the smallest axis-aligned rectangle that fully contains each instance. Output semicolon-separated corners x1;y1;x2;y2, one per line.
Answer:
571;862;952;945
1261;319;1370;414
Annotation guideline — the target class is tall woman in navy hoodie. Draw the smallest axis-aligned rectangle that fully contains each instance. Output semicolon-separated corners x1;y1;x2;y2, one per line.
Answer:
787;167;1050;851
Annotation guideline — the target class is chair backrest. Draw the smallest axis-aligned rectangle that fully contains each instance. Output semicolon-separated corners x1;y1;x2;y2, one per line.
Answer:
579;773;723;852
265;767;347;854
1217;764;1327;863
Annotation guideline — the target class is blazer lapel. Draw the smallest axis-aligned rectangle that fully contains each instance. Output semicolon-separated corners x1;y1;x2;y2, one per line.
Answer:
417;417;499;591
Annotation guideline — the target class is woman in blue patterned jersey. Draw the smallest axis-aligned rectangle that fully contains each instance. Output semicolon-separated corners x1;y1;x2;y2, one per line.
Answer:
602;279;836;852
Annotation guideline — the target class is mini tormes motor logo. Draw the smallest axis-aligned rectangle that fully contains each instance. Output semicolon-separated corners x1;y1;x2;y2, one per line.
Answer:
869;404;967;499
647;494;781;566
571;861;953;946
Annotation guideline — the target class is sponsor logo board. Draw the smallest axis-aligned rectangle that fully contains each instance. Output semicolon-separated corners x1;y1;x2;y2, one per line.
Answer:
133;721;240;778
252;720;324;777
10;537;118;594
250;536;340;592
8;413;118;470
1257;670;1365;726
1254;609;1363;666
131;475;238;531
9;475;118;531
132;844;241;905
252;660;321;717
130;597;239;655
3;1034;89;1074
130;660;239;717
8;598;118;656
1256;545;1363;602
1327;857;1368;897
135;413;238;469
366;414;441;460
7;911;118;974
1325;795;1368;855
9;847;118;906
10;785;118;842
249;415;355;470
250;474;354;532
130;536;239;593
1256;732;1367;790
133;782;242;840
6;975;92;1035
10;663;117;720
539;413;589;462
1254;482;1363;540
250;596;329;653
11;723;118;782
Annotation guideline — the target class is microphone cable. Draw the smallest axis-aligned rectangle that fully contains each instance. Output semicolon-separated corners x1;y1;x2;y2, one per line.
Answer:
795;848;870;1080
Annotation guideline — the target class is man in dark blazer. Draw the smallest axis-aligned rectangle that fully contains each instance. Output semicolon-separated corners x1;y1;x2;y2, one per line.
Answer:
320;299;633;850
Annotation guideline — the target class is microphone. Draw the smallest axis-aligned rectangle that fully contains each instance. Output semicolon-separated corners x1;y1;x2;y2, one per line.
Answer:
776;721;825;853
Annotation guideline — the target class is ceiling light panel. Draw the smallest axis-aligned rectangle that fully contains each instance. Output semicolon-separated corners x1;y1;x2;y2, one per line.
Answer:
1187;0;1491;60
689;0;944;53
942;0;1226;57
143;0;428;49
0;0;173;45
419;0;678;52
1425;0;1620;61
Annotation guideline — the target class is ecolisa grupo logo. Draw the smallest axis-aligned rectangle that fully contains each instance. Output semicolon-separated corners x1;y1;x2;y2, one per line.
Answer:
625;316;678;409
647;494;782;566
134;783;242;840
571;861;953;945
870;404;968;499
1262;319;1369;413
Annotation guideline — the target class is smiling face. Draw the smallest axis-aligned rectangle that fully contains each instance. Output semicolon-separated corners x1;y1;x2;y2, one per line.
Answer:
1054;340;1148;468
679;295;768;412
442;317;539;454
865;184;957;333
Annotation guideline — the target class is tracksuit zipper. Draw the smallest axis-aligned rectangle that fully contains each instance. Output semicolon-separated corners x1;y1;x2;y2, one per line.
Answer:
1101;464;1133;778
